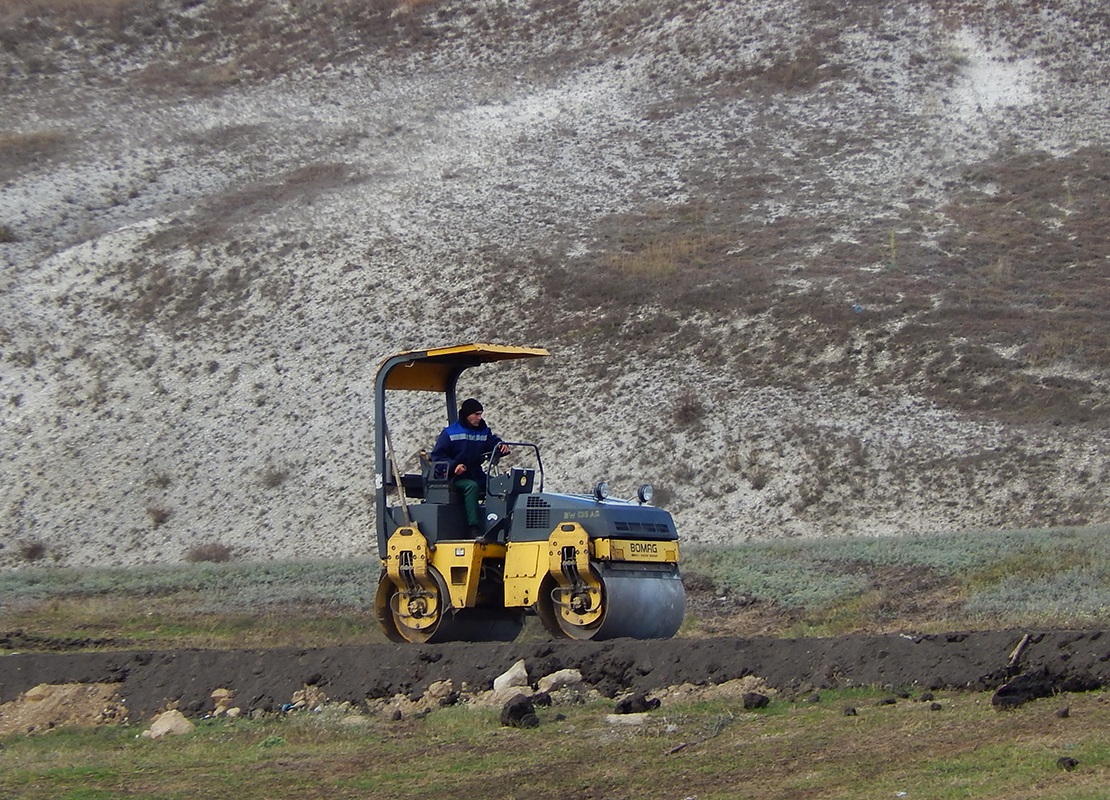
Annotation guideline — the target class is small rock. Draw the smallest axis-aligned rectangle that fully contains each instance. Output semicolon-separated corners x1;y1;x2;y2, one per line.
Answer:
390;708;403;721
929;702;943;711
805;693;821;703
422;679;456;706
1056;756;1079;771
537;668;583;693
876;697;897;706
614;692;660;714
530;691;552;707
500;693;539;728
211;688;236;717
919;692;935;702
742;692;770;710
606;712;648;726
1055;706;1070;719
843;707;858;716
493;659;530;696
143;709;194;739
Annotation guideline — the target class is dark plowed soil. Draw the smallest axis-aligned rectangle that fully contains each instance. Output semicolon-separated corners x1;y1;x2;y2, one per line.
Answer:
1;630;1105;720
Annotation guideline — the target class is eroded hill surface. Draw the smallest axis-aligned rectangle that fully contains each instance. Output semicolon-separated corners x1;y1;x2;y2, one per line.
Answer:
1;0;1108;567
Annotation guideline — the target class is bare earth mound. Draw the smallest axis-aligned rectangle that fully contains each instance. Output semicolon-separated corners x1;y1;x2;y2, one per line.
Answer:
1;631;1104;725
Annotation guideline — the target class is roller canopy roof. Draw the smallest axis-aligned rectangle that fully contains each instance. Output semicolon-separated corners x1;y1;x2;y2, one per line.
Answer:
376;343;549;392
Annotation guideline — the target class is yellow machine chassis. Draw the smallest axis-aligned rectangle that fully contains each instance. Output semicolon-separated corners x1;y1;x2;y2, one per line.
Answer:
377;522;680;638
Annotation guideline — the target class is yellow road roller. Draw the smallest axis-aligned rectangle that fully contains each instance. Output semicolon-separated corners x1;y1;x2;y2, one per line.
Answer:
373;343;685;642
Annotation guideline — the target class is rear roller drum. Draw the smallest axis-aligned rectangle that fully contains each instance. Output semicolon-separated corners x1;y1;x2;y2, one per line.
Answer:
375;569;527;644
537;563;686;641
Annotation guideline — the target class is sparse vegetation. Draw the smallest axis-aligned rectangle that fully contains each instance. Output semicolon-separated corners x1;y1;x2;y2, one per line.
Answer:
672;388;705;428
0;688;1106;799
185;542;234;563
0;528;1104;653
681;525;1110;636
17;540;47;562
260;465;289;489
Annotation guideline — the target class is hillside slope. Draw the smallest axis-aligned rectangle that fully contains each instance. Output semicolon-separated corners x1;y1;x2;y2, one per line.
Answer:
1;0;1108;567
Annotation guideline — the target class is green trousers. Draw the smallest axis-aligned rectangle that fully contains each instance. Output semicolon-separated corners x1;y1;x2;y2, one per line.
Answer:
454;478;481;527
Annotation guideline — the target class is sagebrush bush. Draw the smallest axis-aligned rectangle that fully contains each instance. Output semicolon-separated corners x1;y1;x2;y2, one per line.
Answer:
18;540;47;562
186;542;234;563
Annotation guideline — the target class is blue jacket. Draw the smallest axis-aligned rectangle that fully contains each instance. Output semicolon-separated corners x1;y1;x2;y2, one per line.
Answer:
430;418;503;482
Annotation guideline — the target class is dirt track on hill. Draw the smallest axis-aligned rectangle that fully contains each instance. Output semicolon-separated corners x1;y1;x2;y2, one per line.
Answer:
1;630;1105;722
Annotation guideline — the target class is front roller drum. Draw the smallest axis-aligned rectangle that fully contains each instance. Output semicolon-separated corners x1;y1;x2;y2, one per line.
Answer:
538;562;686;641
375;566;451;644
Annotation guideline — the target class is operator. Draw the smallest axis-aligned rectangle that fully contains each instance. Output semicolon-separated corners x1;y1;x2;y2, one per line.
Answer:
430;398;510;540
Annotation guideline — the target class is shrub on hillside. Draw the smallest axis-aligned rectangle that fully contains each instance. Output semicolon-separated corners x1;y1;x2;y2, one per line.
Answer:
186;542;234;563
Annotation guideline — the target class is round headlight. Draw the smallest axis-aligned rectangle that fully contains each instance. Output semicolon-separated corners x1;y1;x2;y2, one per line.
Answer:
637;483;654;504
593;481;610;501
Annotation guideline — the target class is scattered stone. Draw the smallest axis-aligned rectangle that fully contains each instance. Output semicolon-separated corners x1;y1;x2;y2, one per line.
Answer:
438;691;460;707
500;693;539;728
1055;707;1070;719
805;694;821;704
289;685;328;712
843;707;858;716
530;691;552;707
606;712;648;726
1056;756;1079;771
919;692;935;702
390;708;403;721
876;697;897;706
493;660;530;696
742;692;770;710
614;692;660;714
537;668;583;693
929;702;943;711
211;688;235;716
547;685;602;706
143;709;194;739
422;679;457;707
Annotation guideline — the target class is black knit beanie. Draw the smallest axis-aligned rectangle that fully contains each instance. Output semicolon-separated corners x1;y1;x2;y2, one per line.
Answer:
459;398;484;419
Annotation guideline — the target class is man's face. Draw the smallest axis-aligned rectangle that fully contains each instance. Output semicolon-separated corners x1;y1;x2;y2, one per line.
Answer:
466;410;483;426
